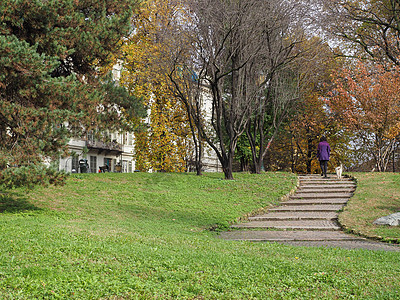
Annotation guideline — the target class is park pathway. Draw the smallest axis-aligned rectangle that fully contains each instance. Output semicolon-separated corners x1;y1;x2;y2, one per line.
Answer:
220;174;400;251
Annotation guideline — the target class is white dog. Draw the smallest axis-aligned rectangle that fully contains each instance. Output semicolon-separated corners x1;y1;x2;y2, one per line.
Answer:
335;164;343;179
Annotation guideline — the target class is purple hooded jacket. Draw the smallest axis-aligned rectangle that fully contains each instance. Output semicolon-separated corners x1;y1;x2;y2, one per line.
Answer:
317;141;331;161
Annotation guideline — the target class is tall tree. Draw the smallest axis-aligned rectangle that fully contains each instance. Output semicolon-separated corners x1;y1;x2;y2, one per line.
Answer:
169;0;309;179
0;0;143;188
243;1;308;174
120;0;194;173
168;65;207;176
245;66;301;174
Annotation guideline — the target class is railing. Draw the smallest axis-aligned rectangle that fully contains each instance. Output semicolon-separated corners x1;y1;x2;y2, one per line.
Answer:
86;140;123;152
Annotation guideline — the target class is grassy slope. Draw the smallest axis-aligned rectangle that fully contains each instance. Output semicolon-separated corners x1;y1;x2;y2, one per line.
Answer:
0;172;399;299
340;172;400;243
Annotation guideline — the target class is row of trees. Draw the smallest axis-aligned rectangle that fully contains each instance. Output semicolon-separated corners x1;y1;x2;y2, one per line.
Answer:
265;0;400;174
123;0;400;178
1;0;400;187
119;0;326;179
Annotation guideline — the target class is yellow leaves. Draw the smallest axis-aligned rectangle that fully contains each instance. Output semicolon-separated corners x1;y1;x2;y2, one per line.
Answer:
120;0;192;172
386;122;400;140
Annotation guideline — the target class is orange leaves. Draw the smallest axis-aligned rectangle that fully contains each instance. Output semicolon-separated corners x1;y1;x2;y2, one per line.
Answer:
329;60;400;139
327;59;400;171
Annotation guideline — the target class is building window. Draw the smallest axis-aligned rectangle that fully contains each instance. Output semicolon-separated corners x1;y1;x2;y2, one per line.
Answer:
112;159;117;171
122;160;128;173
105;131;112;142
121;132;133;146
103;158;111;172
127;133;133;146
128;161;133;173
90;156;97;173
72;156;79;173
87;131;95;143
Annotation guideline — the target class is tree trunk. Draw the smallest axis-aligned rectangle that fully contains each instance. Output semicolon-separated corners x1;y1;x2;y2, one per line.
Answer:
290;133;295;172
306;134;313;174
195;125;203;176
222;157;234;180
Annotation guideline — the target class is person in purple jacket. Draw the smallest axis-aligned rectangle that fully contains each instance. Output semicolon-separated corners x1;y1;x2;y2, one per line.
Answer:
317;136;331;178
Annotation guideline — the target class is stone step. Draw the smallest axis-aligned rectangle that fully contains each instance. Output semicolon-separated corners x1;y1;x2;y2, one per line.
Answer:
231;219;341;230
296;189;354;195
299;185;355;189
300;186;354;190
299;176;352;180
296;186;355;193
249;212;338;221
299;183;355;188
298;173;352;181
290;193;353;199
284;198;348;205
269;204;344;212
220;230;362;242
300;185;355;189
299;180;352;185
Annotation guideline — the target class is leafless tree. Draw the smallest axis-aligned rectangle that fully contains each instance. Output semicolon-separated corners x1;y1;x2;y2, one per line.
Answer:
246;66;301;174
168;64;206;176
243;0;310;174
167;0;310;179
321;0;400;65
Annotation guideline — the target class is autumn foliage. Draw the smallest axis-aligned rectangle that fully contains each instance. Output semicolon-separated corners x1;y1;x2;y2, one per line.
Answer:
120;0;192;172
328;60;400;171
265;39;345;174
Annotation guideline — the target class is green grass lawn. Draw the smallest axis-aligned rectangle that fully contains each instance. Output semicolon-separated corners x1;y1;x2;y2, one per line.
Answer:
0;172;399;299
340;172;400;243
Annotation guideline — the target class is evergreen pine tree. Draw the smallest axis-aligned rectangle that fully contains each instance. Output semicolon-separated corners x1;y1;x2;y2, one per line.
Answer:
0;0;143;188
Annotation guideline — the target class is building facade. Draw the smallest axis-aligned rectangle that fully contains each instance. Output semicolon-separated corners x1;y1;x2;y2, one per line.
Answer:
59;132;136;173
60;131;222;174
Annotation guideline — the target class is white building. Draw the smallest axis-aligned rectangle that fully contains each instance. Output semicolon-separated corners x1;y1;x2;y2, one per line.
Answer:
59;132;136;173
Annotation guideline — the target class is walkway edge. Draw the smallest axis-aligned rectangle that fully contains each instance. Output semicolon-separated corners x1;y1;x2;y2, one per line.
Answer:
220;174;400;251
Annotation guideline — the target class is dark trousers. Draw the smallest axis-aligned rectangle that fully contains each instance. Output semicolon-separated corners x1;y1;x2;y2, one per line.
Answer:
320;160;328;177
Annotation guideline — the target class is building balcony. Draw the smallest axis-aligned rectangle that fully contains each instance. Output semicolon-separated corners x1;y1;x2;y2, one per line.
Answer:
86;140;123;155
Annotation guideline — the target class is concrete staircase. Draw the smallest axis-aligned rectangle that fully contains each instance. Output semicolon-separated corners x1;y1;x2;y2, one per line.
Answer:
220;175;400;251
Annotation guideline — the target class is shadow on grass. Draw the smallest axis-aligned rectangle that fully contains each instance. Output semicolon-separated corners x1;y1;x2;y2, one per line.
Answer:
119;202;239;232
0;192;41;214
